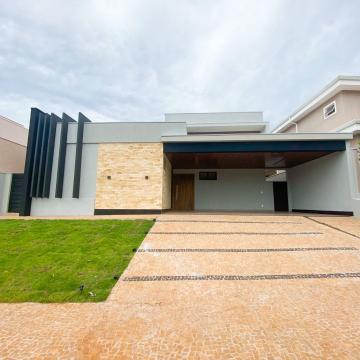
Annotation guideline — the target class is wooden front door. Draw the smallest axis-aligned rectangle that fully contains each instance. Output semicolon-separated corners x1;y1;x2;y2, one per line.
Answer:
172;174;194;210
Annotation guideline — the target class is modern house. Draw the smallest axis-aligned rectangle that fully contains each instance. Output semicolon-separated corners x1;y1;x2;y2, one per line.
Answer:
0;115;28;214
19;73;360;217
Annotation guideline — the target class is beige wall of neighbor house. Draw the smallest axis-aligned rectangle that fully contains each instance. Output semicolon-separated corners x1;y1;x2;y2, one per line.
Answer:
95;143;165;210
0;115;28;173
0;139;27;173
285;91;360;133
162;154;172;209
0;115;28;145
341;91;360;123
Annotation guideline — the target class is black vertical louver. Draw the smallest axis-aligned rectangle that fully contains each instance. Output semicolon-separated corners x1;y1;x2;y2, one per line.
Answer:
42;114;60;197
73;113;91;198
20;108;91;215
35;113;50;197
20;108;43;216
55;113;76;198
30;112;45;197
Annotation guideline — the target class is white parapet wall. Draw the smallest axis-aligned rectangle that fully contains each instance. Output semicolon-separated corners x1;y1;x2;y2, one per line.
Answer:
287;150;353;213
345;141;360;216
30;143;98;216
0;173;12;214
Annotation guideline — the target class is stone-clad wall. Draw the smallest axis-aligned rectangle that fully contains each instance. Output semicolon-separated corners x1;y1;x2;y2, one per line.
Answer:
95;143;165;210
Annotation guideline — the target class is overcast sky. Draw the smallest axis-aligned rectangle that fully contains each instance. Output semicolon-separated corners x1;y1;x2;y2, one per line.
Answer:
1;0;360;129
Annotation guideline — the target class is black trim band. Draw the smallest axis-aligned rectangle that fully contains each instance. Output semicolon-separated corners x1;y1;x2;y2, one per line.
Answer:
94;209;163;215
164;140;346;153
292;209;353;216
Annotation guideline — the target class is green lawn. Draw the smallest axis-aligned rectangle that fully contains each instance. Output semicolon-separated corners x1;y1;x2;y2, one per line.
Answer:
0;219;153;303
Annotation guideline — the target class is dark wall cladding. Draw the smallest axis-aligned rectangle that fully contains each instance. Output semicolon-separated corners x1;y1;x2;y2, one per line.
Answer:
19;108;91;216
8;174;25;213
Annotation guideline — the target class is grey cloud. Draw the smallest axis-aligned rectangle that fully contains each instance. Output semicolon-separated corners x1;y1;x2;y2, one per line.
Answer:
0;0;359;128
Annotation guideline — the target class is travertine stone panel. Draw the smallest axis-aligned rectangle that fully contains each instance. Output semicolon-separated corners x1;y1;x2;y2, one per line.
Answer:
162;154;172;209
96;143;164;209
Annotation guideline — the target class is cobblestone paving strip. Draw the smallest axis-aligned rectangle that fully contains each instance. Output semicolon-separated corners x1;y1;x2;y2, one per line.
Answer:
156;220;303;224
137;247;358;253
123;272;360;282
150;231;323;235
307;216;360;238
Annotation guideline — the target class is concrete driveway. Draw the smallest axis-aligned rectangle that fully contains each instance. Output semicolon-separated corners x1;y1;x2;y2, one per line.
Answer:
1;214;360;359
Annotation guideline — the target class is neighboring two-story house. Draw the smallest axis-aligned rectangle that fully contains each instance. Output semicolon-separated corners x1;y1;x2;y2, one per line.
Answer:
273;75;360;206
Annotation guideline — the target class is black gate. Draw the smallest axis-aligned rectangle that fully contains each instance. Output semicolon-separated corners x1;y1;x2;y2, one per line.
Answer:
8;174;25;213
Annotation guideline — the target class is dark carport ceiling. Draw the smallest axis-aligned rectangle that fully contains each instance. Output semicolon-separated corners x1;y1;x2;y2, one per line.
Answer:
165;151;332;169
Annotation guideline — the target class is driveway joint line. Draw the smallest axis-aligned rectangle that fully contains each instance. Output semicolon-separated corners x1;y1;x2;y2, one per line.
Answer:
156;220;303;224
306;216;360;238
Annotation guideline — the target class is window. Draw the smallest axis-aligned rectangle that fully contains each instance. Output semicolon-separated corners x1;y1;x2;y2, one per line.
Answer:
199;171;217;180
323;101;336;119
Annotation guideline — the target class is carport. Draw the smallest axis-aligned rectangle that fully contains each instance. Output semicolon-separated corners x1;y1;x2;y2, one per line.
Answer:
162;133;354;214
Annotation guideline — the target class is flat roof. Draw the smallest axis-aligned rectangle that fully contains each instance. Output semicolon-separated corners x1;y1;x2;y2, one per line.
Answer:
165;112;263;124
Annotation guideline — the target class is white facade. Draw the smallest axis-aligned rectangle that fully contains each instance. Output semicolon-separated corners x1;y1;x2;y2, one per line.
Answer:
0;173;12;214
287;151;353;213
174;169;274;211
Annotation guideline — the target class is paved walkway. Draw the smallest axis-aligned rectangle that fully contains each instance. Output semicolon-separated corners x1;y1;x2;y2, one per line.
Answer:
1;214;360;359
